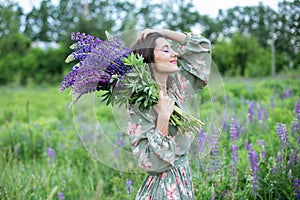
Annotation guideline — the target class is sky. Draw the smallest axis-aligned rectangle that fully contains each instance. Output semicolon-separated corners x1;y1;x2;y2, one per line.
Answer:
16;0;280;17
192;0;279;17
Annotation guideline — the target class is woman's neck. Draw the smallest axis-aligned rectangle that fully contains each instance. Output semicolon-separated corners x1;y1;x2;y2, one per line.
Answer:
153;73;168;95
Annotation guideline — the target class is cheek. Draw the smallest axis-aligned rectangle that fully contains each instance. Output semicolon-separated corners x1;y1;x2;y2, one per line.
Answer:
154;52;167;63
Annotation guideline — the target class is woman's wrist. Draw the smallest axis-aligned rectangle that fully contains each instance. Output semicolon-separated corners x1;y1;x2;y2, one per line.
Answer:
156;113;170;136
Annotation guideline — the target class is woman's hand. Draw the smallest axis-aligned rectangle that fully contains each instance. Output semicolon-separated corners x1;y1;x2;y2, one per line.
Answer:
137;28;165;41
153;90;174;136
153;90;174;118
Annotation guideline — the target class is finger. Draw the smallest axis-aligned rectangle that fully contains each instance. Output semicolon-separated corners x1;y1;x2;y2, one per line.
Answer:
159;90;164;98
137;33;143;41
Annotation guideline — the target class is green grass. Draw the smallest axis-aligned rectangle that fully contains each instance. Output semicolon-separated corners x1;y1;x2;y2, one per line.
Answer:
0;73;299;199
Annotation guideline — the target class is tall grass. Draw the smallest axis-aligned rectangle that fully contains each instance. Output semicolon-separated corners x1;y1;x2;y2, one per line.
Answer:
0;73;299;199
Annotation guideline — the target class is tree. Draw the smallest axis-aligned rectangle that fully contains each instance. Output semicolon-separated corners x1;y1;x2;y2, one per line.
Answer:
160;0;201;32
24;0;57;41
213;32;271;77
217;3;277;47
198;15;222;42
276;0;300;69
0;1;22;38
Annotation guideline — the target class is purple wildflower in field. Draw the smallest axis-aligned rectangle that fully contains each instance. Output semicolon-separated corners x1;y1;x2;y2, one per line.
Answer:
263;107;268;120
276;123;289;148
230;117;238;142
46;147;56;164
230;145;239;189
257;101;263;121
256;140;267;161
119;138;125;147
248;100;255;123
248;144;259;195
294;178;300;200
126;179;134;193
114;140;119;157
222;110;227;131
231;145;238;170
291;118;300;140
231;145;238;164
270;96;274;109
288;149;299;166
196;128;205;153
295;99;300;116
114;133;126;157
57;192;65;200
210;129;220;172
281;88;294;99
244;141;249;150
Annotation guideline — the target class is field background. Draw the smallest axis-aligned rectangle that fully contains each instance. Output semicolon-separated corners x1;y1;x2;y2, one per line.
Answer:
1;1;299;199
1;71;299;199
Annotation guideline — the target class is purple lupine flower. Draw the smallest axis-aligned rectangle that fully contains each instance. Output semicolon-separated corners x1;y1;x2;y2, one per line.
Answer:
57;192;65;200
114;139;119;157
256;140;267;161
230;117;238;142
60;32;132;105
281;88;294;99
126;179;134;193
230;145;239;189
196;128;205;154
257;101;263;121
231;145;238;165
288;149;299;166
280;90;287;99
119;138;125;147
263;107;268;120
248;100;255;123
46;147;56;164
248;144;259;195
283;89;293;98
231;145;238;170
288;89;294;98
294;98;300;120
210;129;220;172
276;123;289;148
291;118;300;139
294;178;300;200
244;141;249;150
237;123;245;135
270;96;275;109
66;32;103;62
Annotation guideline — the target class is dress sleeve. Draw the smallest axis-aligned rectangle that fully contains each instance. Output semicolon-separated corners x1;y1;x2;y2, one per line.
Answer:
172;33;211;99
126;105;176;174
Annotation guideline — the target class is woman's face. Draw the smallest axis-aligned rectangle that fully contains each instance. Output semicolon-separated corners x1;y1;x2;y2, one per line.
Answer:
153;37;179;74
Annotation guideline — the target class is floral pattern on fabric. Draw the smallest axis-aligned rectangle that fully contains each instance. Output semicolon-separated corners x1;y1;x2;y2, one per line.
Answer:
127;32;211;200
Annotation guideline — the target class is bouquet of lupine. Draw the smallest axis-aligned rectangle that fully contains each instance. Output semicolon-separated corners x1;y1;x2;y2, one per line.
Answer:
60;31;203;135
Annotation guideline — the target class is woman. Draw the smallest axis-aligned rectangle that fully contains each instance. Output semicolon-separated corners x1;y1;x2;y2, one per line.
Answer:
127;28;211;200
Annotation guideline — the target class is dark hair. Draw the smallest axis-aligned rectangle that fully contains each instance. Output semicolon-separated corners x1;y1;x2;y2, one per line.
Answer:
131;32;173;88
131;32;165;64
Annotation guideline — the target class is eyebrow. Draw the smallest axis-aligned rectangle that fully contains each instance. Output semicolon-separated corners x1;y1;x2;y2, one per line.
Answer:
159;44;173;49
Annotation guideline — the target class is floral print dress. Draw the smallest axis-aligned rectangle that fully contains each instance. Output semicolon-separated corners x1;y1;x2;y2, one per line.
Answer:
127;33;211;200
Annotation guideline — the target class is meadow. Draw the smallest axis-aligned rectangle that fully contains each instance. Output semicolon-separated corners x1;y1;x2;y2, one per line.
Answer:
0;72;299;200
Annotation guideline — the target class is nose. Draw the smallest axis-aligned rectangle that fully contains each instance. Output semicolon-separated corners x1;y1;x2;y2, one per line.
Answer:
170;49;178;57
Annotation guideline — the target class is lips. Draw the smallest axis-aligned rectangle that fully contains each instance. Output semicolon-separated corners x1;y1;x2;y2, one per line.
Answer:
170;60;177;64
